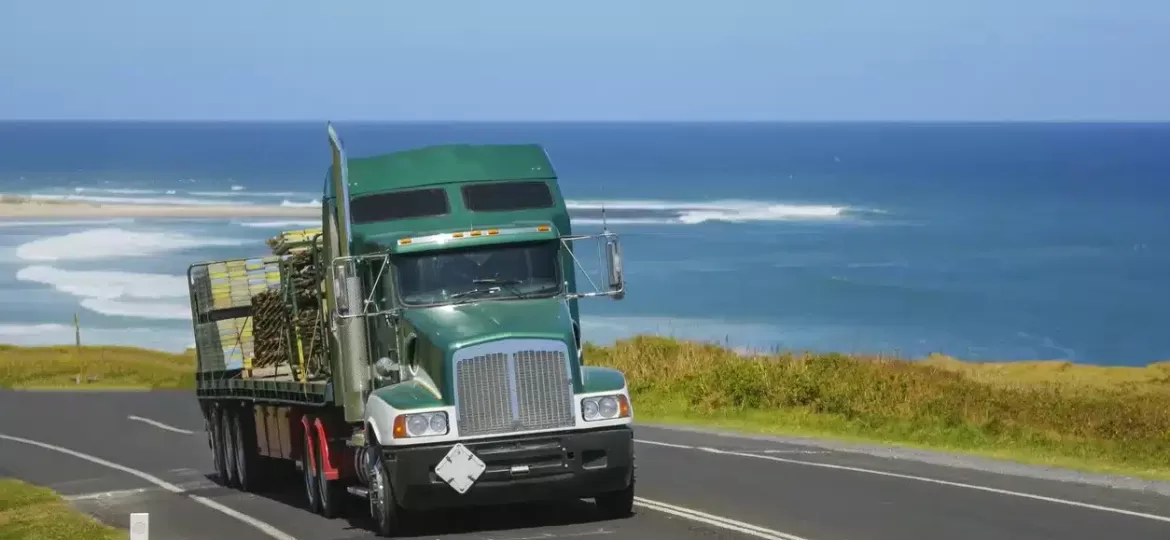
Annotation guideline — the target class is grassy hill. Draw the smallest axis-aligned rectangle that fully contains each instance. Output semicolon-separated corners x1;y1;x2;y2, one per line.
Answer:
0;344;193;390
2;335;1168;480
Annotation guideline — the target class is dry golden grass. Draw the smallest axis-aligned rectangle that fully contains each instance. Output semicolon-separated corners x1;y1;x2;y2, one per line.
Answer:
0;344;194;390
585;335;1170;480
921;353;1170;392
0;478;123;540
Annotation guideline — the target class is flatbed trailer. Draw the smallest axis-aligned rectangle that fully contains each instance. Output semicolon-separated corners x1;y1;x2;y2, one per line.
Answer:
188;124;634;537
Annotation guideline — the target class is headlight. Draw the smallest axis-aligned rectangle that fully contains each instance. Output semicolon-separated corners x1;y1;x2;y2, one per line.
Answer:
580;394;630;421
393;411;449;438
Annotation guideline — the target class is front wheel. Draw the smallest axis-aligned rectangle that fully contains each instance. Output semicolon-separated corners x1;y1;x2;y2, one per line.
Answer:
368;445;406;537
595;474;635;519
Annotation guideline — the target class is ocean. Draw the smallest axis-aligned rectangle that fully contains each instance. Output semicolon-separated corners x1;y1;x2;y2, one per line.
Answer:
0;121;1168;365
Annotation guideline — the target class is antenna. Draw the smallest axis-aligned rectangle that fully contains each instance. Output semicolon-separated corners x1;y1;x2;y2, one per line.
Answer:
601;202;609;233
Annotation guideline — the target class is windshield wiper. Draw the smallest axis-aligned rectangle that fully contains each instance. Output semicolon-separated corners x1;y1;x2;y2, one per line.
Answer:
449;287;501;302
473;278;536;299
472;278;521;286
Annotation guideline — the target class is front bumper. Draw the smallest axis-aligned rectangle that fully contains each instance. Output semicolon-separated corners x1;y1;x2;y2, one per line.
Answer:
383;425;634;510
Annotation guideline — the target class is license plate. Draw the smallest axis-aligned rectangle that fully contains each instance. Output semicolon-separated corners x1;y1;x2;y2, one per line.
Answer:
434;443;486;494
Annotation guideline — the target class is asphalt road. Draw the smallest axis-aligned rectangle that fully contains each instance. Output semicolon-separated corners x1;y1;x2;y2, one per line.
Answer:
1;389;1168;540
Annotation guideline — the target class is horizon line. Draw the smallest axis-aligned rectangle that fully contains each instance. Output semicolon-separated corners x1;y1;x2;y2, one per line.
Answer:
1;119;1169;125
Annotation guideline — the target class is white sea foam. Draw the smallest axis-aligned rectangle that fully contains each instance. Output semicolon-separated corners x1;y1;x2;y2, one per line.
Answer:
235;220;321;229
0;218;136;228
190;190;310;198
73;187;157;195
564;199;854;225
28;193;253;206
572;218;682;226
14;228;249;262
80;298;192;320
280;199;322;208
15;266;191;321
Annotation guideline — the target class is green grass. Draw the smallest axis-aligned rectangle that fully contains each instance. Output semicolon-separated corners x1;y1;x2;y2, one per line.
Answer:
0;478;122;540
3;336;1169;481
0;344;193;390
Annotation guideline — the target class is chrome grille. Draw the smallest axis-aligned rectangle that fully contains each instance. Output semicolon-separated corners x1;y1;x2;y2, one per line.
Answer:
453;352;513;436
454;343;575;437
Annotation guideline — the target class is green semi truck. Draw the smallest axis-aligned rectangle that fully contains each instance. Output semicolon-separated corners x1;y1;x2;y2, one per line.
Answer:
186;124;634;536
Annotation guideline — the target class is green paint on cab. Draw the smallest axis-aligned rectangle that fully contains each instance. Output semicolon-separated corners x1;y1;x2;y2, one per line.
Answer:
399;298;583;402
346;144;555;195
581;366;627;394
369;380;445;410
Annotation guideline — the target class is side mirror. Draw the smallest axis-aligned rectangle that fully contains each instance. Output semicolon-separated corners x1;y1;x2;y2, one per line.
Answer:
604;237;625;300
332;258;364;318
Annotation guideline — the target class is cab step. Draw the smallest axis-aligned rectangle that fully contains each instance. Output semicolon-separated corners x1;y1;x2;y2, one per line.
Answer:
346;486;369;499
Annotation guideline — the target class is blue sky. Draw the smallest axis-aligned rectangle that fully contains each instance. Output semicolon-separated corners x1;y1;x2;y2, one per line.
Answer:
2;0;1168;121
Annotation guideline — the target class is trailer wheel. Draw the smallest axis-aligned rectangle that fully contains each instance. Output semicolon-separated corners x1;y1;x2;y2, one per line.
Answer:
316;437;343;518
207;406;228;485
302;426;322;513
368;441;407;537
233;405;261;492
220;407;240;488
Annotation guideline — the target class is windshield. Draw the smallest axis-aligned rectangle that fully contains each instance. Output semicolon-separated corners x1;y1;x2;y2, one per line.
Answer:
392;240;562;306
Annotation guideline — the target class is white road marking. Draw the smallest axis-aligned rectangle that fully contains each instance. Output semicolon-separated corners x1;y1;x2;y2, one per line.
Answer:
748;449;829;455
127;415;196;435
501;529;615;539
637;439;1170;524
635;497;812;540
66;487;153;501
0;432;298;540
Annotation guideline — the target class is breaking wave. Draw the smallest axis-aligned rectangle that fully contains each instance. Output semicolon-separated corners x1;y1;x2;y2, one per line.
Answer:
565;199;875;225
14;227;249;262
235;220;321;229
15;266;192;321
280;199;322;208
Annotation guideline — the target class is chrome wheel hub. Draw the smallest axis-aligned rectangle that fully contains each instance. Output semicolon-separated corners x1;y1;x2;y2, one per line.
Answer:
369;459;386;519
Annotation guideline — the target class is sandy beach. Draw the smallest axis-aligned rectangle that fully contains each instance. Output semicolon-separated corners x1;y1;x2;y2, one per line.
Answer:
0;194;319;219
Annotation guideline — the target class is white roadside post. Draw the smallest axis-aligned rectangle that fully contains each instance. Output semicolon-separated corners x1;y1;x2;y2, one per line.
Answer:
129;512;149;540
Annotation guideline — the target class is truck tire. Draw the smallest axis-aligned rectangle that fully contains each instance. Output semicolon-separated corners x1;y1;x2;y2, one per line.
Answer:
595;448;636;519
368;443;406;537
206;407;227;486
594;474;635;519
220;408;240;488
316;433;344;518
302;427;322;513
232;405;261;492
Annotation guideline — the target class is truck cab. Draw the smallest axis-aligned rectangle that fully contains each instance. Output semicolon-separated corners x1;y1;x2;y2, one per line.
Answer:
322;128;634;535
